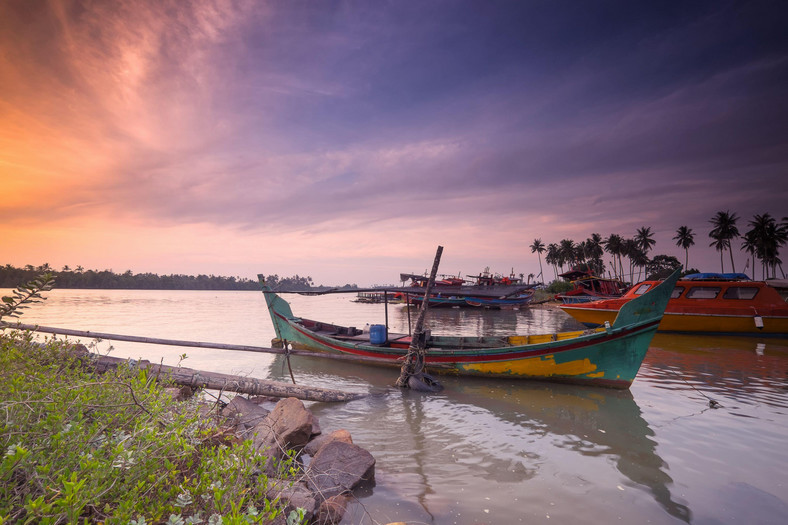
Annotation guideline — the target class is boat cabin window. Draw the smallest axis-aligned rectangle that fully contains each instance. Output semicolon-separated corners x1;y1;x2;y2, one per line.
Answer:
686;286;721;299
723;286;759;300
670;286;684;299
633;284;652;295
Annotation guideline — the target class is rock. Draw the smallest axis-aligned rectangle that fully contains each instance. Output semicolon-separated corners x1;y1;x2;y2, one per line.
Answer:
222;395;270;431
315;494;351;525
266;479;318;522
407;372;444;392
252;397;314;458
304;429;353;457
306;441;375;499
248;395;282;405
163;385;194;402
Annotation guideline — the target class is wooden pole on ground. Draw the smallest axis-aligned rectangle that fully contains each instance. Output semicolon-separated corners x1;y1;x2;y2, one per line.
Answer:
396;245;443;387
2;322;398;366
67;346;366;402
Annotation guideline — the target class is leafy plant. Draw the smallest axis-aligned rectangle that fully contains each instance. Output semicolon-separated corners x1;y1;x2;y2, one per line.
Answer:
0;273;55;322
0;335;306;523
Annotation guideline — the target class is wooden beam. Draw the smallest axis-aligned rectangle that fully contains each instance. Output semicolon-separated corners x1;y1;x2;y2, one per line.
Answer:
98;356;365;402
78;347;366;402
3;322;399;366
396;245;443;387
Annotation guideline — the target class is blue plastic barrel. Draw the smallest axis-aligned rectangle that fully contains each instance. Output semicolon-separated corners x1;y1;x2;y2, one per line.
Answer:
369;324;387;344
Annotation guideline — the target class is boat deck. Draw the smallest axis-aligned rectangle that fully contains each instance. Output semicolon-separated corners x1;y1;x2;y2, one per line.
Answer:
301;319;605;350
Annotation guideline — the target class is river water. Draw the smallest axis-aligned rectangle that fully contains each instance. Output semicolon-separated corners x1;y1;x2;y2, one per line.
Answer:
5;289;788;524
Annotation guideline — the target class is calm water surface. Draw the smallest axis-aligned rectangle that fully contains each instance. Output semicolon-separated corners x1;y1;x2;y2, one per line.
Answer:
7;289;788;524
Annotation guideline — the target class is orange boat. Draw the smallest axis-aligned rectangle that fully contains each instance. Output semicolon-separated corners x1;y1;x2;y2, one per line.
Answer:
560;273;788;336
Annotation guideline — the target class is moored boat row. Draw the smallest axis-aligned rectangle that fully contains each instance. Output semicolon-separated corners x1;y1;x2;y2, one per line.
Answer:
399;269;537;309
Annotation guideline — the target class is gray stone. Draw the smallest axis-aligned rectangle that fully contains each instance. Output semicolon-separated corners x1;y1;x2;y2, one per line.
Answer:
266;479;318;522
304;429;353;457
252;397;314;458
315;494;351;525
306;441;375;499
222;395;270;430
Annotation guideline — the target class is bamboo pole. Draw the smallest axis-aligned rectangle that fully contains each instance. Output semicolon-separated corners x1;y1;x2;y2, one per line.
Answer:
2;322;400;366
396;245;443;387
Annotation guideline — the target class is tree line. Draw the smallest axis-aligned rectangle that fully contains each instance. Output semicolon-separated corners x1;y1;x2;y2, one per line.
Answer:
529;211;787;284
0;265;333;291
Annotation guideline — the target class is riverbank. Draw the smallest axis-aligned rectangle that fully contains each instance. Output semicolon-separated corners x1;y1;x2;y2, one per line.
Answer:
0;333;375;524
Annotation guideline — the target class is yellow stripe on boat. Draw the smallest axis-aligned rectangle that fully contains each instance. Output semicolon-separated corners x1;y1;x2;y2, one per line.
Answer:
461;355;598;376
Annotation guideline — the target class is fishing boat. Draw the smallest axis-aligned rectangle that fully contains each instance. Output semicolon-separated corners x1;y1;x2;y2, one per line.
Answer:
463;292;534;309
407;291;535;309
560;273;788;336
401;270;536;309
258;270;680;389
352;291;404;304
554;269;629;304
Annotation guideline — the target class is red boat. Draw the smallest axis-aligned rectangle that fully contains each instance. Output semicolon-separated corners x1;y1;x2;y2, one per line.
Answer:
554;269;629;304
560;273;788;336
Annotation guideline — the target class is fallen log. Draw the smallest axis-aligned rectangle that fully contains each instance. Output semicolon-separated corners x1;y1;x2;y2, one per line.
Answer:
71;347;367;403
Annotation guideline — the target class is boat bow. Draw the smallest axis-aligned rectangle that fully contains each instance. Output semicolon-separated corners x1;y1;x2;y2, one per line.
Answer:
612;269;680;329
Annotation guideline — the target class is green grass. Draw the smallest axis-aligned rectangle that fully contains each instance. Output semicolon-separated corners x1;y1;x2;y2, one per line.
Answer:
0;331;302;524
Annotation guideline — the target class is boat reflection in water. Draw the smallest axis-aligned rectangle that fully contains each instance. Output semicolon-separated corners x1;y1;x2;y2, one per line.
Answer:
641;333;788;394
441;379;691;523
270;354;691;523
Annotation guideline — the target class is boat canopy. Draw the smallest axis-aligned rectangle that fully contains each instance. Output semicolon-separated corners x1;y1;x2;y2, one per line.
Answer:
683;272;751;281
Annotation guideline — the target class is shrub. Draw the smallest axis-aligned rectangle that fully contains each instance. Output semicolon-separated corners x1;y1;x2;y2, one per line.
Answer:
0;332;297;524
545;280;573;294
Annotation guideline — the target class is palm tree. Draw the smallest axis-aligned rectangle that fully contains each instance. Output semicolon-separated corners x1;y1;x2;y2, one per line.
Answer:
621;239;641;283
741;230;758;279
585;233;605;275
631;247;650;281
575;241;587;267
530;239;546;282
635;226;656;256
559;239;576;272
709;210;740;272
546;243;560;280
673;226;695;270
746;213;788;279
604;234;623;280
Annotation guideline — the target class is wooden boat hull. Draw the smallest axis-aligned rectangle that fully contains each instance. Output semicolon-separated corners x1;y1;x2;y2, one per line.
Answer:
464;293;533;308
260;270;680;389
560;308;788;335
409;293;534;309
556;294;613;304
561;279;788;336
407;295;467;308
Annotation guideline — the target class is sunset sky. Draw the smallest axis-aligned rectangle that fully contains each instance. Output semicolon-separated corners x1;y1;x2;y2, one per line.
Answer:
2;0;786;286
